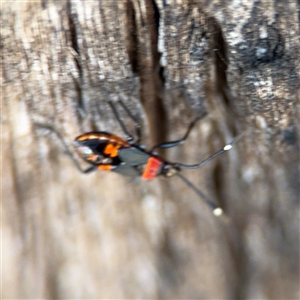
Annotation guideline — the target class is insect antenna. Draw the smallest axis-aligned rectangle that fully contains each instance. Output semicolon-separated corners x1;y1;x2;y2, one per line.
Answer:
173;133;243;216
174;133;243;170
176;173;223;216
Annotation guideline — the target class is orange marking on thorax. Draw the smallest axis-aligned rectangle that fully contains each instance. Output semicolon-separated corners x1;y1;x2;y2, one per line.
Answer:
142;157;163;180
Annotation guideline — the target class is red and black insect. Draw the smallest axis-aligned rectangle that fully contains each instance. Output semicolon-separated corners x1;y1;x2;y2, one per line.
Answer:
71;100;242;216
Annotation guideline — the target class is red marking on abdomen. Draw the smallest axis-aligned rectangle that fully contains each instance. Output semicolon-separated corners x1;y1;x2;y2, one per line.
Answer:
142;157;163;180
98;165;112;171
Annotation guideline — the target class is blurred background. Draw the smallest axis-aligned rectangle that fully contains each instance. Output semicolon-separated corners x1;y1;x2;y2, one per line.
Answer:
2;1;299;299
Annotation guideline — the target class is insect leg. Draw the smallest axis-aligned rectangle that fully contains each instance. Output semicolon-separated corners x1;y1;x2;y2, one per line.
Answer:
118;99;142;143
33;123;98;174
150;117;201;152
107;100;135;143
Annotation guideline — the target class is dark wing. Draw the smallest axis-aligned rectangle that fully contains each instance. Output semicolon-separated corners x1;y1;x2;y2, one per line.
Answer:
113;163;141;177
118;148;150;166
112;148;151;177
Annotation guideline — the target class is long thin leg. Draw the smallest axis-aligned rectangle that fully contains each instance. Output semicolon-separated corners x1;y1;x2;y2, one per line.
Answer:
103;88;141;143
118;100;142;143
174;133;244;169
34;123;98;174
150;117;201;152
107;100;134;142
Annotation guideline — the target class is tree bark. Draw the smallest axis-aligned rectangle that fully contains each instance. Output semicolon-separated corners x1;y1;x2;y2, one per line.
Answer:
2;0;299;299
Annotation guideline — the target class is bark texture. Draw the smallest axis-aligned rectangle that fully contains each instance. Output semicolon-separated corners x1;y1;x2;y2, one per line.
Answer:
2;0;299;299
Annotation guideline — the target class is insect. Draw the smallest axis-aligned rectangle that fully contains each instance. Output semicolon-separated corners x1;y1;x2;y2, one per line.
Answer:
71;99;242;216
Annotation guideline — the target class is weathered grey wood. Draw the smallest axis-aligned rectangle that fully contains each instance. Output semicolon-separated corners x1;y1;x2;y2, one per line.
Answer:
2;0;299;299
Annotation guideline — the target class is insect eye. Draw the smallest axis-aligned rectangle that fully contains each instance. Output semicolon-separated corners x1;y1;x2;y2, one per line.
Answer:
163;166;177;177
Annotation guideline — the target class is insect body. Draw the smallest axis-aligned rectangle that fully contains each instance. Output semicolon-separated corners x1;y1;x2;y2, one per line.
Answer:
74;131;152;177
74;131;179;180
72;100;242;216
